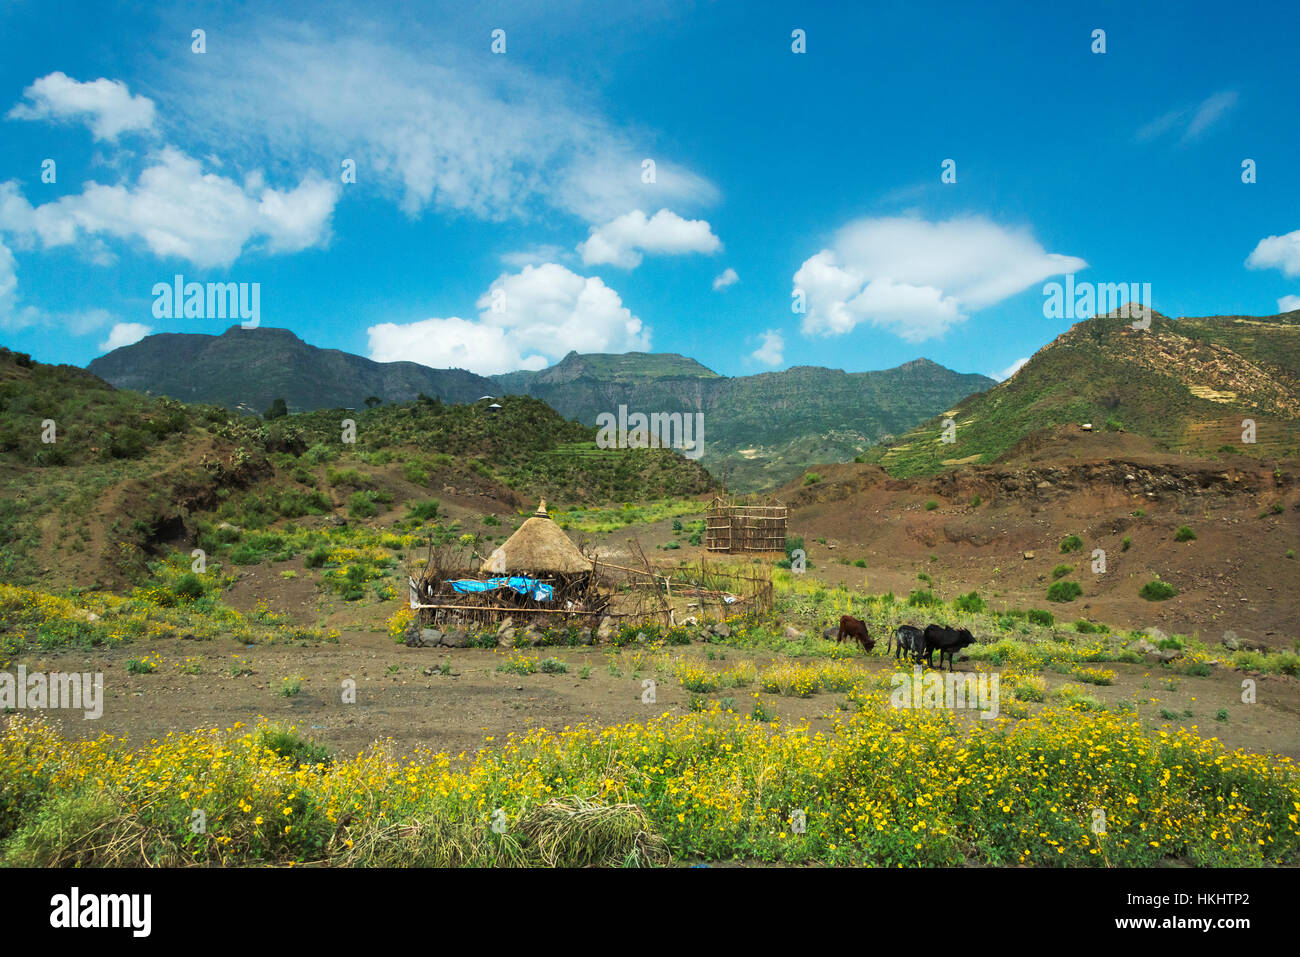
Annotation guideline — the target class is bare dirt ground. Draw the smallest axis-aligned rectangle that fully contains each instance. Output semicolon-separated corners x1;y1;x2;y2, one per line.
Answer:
20;613;1300;762
777;430;1300;651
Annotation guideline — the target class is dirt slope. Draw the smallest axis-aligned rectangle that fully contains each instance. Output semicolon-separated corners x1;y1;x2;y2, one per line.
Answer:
781;427;1299;649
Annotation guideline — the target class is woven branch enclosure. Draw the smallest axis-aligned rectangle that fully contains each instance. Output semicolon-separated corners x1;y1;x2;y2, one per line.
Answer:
704;496;788;554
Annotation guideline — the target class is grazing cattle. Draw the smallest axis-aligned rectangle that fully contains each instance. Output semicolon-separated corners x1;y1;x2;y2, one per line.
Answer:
891;624;926;662
836;615;874;652
922;624;976;672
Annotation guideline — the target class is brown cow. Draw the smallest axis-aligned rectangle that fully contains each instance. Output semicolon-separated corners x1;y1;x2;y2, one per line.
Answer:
836;615;874;652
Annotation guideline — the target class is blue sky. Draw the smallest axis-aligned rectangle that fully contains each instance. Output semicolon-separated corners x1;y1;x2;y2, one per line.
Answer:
1;0;1298;382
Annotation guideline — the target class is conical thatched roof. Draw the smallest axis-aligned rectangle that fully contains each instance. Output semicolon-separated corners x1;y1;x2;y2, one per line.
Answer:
480;501;592;575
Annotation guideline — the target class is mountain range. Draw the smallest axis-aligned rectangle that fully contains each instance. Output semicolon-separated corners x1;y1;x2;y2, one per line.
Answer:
86;328;995;490
86;327;498;414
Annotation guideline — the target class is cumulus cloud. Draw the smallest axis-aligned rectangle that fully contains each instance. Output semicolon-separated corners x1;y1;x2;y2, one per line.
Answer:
578;208;721;268
7;72;156;141
1278;295;1300;312
751;329;784;367
161;31;717;223
712;267;739;291
1246;230;1300;278
0;148;340;268
99;322;153;351
793;216;1085;342
1137;91;1238;144
367;263;649;376
500;245;569;268
0;242;115;334
995;357;1029;381
0;240;29;329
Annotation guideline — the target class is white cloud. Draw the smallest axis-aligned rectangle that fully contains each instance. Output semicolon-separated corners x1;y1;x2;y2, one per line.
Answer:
794;216;1085;342
99;322;153;352
0;242;115;334
0;240;30;329
578;208;721;268
751;330;784;367
7;72;156;141
161;31;717;223
1247;230;1300;278
1137;91;1238;144
500;245;569;268
0;148;340;268
995;357;1029;381
367;263;649;376
1278;295;1300;312
712;267;739;291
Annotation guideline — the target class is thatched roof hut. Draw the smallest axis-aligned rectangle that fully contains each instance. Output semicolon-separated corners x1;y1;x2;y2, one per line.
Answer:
481;500;592;575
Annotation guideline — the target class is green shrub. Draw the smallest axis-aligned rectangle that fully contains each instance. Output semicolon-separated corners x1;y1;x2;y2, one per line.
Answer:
348;492;379;518
1174;525;1196;542
803;473;821;485
1140;578;1177;601
1051;563;1073;580
1046;580;1082;603
924;500;939;511
257;725;332;768
1059;535;1083;553
172;573;206;602
402;461;429;485
305;446;337;467
407;499;440;522
952;591;986;614
276;489;330;518
1026;609;1054;627
327;467;371;489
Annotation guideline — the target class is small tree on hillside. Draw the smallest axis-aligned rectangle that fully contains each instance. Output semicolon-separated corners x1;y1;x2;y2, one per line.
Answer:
263;397;288;420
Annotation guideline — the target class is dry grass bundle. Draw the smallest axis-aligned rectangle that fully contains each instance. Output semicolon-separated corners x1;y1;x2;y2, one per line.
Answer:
2;789;162;867
330;817;527;868
515;796;669;868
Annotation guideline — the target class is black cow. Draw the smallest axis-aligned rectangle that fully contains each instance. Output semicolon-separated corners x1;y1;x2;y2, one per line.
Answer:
922;624;976;672
890;624;926;662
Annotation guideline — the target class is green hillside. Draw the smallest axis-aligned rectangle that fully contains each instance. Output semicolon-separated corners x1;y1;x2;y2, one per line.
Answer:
863;311;1300;476
0;346;715;587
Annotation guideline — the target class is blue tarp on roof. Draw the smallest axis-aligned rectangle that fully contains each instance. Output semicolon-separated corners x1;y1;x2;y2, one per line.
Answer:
447;576;554;602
